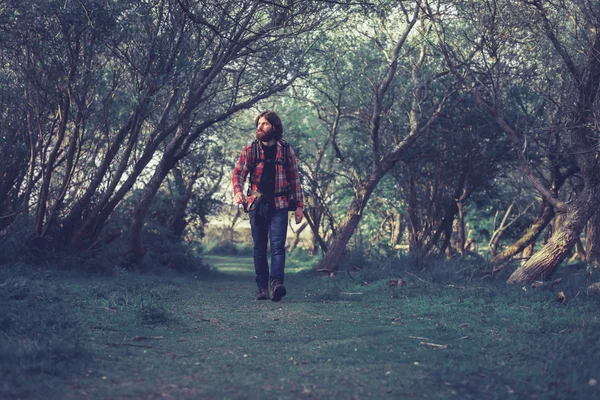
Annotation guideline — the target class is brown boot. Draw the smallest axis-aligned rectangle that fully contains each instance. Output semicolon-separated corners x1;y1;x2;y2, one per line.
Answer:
270;280;286;302
255;288;269;300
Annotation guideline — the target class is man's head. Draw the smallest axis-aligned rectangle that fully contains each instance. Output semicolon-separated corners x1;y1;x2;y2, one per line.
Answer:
255;110;283;142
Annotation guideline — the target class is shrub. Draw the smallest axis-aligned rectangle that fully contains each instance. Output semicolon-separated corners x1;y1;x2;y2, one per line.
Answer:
202;238;253;256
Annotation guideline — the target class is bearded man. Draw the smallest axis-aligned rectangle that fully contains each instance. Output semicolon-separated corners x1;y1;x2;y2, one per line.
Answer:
232;111;304;301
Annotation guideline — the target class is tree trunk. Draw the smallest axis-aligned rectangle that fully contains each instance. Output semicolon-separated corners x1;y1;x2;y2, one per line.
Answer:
488;201;516;257
35;94;70;236
168;167;201;239
569;238;587;262
310;207;323;255
304;208;328;254
587;209;600;269
390;210;403;247
456;199;466;255
317;175;380;271
430;172;467;256
130;152;178;261
288;221;307;252
491;201;554;264
62;106;146;246
406;176;422;252
507;190;599;283
521;243;534;259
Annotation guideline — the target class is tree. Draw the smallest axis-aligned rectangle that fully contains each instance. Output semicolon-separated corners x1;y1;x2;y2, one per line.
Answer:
0;0;342;262
125;0;343;260
434;0;600;282
311;0;454;271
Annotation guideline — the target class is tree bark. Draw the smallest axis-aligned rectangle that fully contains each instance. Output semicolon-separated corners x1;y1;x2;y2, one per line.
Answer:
390;210;403;247
587;209;600;269
521;243;534;260
507;189;599;283
168;166;201;239
406;176;422;252
569;238;587;262
317;174;381;271
456;198;466;256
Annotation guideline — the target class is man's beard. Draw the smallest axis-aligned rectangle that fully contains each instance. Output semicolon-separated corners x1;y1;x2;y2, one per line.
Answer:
256;130;274;142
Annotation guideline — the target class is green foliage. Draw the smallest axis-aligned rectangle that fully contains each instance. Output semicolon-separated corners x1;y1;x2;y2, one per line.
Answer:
202;238;254;256
286;247;320;269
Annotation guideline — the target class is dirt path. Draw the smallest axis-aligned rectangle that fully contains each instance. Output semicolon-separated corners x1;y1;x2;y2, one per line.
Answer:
10;255;598;400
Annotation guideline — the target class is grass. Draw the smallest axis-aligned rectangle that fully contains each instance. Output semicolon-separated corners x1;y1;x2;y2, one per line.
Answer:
1;256;600;399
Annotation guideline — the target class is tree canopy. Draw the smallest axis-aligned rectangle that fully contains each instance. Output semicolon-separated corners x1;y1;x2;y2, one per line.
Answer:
1;0;599;285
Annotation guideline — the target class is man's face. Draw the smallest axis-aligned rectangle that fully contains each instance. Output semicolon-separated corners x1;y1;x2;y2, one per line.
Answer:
256;116;274;142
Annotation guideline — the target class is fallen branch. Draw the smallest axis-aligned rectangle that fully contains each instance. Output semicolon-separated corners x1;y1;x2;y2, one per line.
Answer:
405;271;427;283
106;343;153;349
420;341;448;349
132;335;165;341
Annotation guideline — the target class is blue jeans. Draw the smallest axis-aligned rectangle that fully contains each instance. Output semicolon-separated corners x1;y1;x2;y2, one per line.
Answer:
249;203;288;289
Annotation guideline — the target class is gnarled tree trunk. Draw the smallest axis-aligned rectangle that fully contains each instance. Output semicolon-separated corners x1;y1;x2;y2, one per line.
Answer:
507;188;599;283
317;176;380;271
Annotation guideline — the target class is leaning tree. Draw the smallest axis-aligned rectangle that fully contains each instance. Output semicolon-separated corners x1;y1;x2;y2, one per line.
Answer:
307;0;455;271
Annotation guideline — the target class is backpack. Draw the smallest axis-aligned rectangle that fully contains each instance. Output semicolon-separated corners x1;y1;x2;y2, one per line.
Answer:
246;140;295;208
247;139;290;175
246;139;290;182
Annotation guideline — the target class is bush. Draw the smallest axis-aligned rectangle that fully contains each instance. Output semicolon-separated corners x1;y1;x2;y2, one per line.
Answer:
202;238;253;256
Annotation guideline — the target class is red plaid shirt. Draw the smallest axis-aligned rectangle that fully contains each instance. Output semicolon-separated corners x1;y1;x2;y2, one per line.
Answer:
232;140;304;210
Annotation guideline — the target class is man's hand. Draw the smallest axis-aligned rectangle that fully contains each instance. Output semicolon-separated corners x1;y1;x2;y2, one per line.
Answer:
295;207;303;224
234;192;246;205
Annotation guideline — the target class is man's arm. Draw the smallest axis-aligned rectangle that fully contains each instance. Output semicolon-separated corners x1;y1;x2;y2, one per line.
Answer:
286;145;304;223
232;145;250;204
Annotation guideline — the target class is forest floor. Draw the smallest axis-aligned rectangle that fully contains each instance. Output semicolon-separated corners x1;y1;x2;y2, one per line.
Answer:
2;254;600;399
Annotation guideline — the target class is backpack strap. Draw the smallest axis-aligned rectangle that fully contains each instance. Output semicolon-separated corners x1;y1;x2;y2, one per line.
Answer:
246;140;260;197
247;140;259;173
279;139;290;168
246;139;291;197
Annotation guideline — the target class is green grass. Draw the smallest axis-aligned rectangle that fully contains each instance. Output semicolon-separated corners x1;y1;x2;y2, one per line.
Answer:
2;257;600;399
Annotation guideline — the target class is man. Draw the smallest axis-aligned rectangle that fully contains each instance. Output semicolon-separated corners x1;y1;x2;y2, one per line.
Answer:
232;111;304;301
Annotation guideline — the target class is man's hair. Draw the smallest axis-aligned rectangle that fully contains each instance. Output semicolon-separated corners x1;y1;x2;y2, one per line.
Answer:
255;110;283;140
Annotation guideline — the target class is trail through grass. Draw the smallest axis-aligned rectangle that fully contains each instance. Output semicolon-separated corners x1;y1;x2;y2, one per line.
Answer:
2;256;600;399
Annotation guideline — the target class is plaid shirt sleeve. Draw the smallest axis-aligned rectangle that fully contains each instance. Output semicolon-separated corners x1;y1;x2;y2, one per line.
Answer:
232;144;251;196
285;145;304;209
